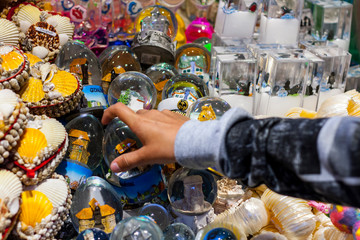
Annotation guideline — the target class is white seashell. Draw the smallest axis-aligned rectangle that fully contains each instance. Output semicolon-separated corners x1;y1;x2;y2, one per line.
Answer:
40;63;52;82
34;178;68;208
59;34;69;46
17;5;41;25
313;227;353;240
0;19;20;46
32;46;49;59
251;231;288;240
46;15;74;39
46;17;58;28
19;20;32;34
0;89;18;106
39;119;66;147
0;170;23;203
317;94;351;118
0;45;14;56
0;104;15;119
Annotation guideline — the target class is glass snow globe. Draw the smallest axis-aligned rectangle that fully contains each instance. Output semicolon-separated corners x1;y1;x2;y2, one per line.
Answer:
55;41;102;86
163;223;195;240
159;74;209;113
76;228;109;240
100;45;141;95
167;168;217;215
107;72;157;111
110;216;163;240
145;63;179;106
70;176;123;234
139;203;170;230
186;97;231;121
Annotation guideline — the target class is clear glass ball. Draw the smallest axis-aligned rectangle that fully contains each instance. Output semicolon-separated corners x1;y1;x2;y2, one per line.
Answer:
110;216;163;240
76;228;109;240
55;41;102;86
135;5;178;40
65;113;104;170
107;72;157;111
186;97;231;121
163;223;195;240
203;228;238;240
139;203;170;230
70;176;123;233
167;167;217;215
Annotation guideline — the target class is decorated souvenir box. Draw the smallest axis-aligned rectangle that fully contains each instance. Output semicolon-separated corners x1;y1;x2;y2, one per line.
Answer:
211;31;253;48
214;51;257;113
256;49;309;117
259;0;304;46
309;46;351;107
310;0;352;50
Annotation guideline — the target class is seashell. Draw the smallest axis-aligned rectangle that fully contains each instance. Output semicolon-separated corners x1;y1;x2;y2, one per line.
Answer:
39;119;66;147
1;50;24;71
19;77;45;103
0;170;22;203
20;190;53;228
40;63;52;82
59;34;69;46
251;231;288;240
19;20;32;33
345;89;360;104
316;94;351;118
313;227;353;240
24;53;43;67
46;15;74;39
0;89;18;107
52;71;78;97
26;22;60;51
34;178;68;208
261;189;316;240
0;19;20;46
347;98;360;117
285;107;317;118
17;128;48;164
32;46;49;59
17;5;41;25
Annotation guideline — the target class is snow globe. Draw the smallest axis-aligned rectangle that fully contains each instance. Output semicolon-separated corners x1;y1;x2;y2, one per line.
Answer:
132;5;178;69
158;74;209;113
163;223;196;240
76;228;109;240
186;97;231;121
55;41;102;86
139;203;170;230
145;63;179;106
100;45;141;95
56;114;103;190
110;216;163;240
102;118;166;206
199;228;238;240
70;176;123;234
107;72;157;111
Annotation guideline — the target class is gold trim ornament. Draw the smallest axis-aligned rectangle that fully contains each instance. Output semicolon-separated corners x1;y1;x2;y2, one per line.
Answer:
0;89;29;164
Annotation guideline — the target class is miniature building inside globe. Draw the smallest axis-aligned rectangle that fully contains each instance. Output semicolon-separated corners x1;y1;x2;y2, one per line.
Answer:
141;7;170;34
76;198;116;234
70;58;92;85
68;129;91;165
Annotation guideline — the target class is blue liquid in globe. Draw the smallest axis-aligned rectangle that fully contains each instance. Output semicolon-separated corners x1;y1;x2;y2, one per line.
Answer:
204;228;237;240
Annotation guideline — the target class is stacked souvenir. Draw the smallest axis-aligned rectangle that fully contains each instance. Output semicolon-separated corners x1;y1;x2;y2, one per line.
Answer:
0;0;359;239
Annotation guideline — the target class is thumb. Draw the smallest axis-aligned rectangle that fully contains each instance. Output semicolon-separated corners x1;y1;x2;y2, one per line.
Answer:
110;148;147;172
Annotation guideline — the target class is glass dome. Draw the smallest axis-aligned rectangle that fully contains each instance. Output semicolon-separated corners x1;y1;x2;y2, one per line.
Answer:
167;167;217;215
64;113;104;170
163;223;195;240
70;176;123;234
55;41;102;86
135;5;178;40
139;203;170;230
107;72;157;111
100;46;141;95
186;97;231;121
145;63;179;106
76;228;109;240
110;216;163;240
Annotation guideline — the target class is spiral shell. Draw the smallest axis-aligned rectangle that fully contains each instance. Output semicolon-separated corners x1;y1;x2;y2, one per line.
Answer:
17;128;48;164
313;227;353;240
261;189;316;240
16;5;41;25
0;19;19;46
39;118;66;147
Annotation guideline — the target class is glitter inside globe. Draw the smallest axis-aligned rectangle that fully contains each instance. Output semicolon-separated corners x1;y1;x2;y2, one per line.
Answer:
168;168;217;215
186;97;231;121
139;203;170;230
65;113;104;170
100;45;141;95
145;63;179;106
70;176;123;234
135;5;178;40
76;228;109;240
203;228;237;240
163;223;195;240
110;216;163;240
175;44;211;80
55;41;102;86
107;72;157;111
